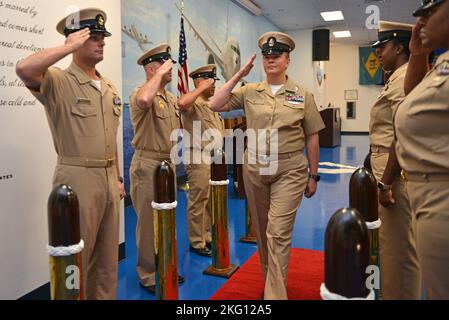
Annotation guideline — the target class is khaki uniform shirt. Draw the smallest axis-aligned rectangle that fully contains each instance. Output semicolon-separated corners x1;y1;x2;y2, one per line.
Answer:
29;62;121;160
395;51;449;173
181;95;224;151
130;86;181;154
369;63;408;148
228;78;325;154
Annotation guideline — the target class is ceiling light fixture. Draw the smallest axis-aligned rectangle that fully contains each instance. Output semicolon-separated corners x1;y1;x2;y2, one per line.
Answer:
231;0;262;16
320;11;345;21
333;31;352;38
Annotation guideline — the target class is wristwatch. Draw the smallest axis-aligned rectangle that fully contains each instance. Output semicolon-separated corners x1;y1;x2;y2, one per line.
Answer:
309;174;320;182
377;181;392;192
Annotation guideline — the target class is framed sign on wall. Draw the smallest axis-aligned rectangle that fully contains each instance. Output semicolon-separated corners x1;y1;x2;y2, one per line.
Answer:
344;89;358;101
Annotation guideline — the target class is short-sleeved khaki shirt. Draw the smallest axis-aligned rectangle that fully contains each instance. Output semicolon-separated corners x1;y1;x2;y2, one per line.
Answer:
29;62;121;160
228;78;325;154
395;51;449;173
369;63;408;148
181;95;224;151
129;86;181;155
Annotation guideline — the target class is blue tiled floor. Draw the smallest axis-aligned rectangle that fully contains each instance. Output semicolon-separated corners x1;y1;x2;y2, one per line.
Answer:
117;135;369;300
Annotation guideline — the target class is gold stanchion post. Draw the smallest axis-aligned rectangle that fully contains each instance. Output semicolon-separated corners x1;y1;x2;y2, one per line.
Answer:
203;149;239;278
153;161;178;300
239;168;256;243
47;185;84;300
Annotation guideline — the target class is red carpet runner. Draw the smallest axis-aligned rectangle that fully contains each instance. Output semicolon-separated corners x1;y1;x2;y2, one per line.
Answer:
211;248;324;300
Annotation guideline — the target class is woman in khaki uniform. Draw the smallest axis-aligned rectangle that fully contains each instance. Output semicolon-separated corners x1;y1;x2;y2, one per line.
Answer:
380;0;449;299
370;21;421;299
210;32;325;300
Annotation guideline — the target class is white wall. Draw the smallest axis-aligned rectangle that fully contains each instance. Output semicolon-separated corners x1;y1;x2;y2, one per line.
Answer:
287;29;327;110
325;43;381;132
287;29;317;97
287;30;381;132
0;0;123;299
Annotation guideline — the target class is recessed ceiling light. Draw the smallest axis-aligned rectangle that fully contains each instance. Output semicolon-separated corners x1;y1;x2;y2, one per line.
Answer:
320;11;344;21
333;30;352;38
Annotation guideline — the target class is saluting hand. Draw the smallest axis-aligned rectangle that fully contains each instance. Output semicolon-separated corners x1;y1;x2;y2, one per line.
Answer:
199;78;215;91
238;53;256;79
410;20;431;56
65;28;91;52
156;59;174;77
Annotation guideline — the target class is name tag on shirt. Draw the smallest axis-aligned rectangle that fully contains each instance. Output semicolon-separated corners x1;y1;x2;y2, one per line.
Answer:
76;97;91;104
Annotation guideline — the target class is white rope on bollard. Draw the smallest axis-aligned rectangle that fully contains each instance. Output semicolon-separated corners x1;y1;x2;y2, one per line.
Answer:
320;283;375;300
366;219;382;230
47;239;85;257
209;179;230;186
151;201;178;210
319;162;358;170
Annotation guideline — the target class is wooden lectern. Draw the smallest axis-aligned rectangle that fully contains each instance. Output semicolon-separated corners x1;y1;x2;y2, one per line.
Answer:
319;108;341;148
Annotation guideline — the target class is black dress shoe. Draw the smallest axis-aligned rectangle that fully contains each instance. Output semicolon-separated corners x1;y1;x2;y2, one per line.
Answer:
140;283;156;295
189;245;212;257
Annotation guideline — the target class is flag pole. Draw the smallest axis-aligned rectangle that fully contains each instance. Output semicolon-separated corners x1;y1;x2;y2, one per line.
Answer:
177;0;190;192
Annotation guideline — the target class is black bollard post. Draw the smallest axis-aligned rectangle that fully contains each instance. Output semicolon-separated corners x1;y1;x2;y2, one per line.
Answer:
321;207;373;300
363;153;372;173
349;168;380;267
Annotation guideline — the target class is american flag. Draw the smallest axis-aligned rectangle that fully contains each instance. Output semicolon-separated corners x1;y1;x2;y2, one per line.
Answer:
177;16;189;96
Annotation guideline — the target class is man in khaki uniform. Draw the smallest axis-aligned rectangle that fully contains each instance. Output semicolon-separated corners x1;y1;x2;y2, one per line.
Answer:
16;8;125;299
380;0;449;299
129;44;184;294
210;32;325;300
369;21;421;299
178;65;224;257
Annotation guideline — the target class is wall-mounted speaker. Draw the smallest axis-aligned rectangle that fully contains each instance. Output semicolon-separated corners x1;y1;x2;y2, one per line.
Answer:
313;29;330;61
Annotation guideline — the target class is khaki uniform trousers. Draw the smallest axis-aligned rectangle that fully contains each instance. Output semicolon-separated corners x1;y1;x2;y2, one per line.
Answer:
185;163;212;249
370;153;421;300
129;155;176;287
243;152;309;300
406;177;449;300
52;164;120;300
